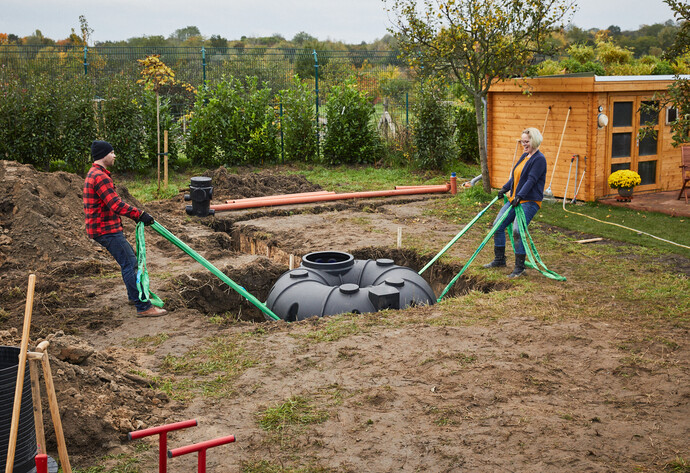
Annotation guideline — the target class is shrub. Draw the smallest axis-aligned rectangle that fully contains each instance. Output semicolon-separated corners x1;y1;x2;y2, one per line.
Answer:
596;41;634;66
580;61;606;75
99;75;148;172
567;44;596;64
58;76;99;175
411;82;456;170
186;76;278;167
322;78;382;165
454;104;479;164
652;60;675;75
279;76;317;163
0;71;97;173
534;60;563;76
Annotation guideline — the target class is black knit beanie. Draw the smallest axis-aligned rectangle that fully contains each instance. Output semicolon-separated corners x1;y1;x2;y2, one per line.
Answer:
91;140;114;161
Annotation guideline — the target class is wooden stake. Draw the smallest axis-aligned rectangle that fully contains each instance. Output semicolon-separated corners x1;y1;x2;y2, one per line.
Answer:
5;274;36;473
575;237;604;244
164;130;169;190
29;359;46;455
397;227;402;249
289;254;295;270
36;342;72;473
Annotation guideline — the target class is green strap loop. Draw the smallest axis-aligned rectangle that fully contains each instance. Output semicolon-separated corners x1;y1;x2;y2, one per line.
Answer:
514;205;566;281
419;196;499;275
135;222;165;308
148;221;281;321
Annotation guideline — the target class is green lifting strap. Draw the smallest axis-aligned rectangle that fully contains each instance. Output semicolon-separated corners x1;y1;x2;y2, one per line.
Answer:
437;200;513;300
438;199;565;301
147;221;281;321
135;222;165;308
418;196;499;275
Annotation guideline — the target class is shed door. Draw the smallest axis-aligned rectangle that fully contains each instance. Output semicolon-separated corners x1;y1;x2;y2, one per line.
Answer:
608;96;660;190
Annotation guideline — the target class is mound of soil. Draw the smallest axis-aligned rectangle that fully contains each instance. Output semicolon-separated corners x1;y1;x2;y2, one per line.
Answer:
206;167;322;201
0;329;172;466
0;160;142;271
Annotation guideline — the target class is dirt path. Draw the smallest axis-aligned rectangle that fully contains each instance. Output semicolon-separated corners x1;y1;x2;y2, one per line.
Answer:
0;160;688;472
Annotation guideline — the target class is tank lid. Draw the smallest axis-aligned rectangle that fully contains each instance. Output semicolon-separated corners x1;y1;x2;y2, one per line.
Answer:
376;258;395;266
339;283;360;294
302;251;354;271
190;176;212;187
290;269;309;278
384;277;405;287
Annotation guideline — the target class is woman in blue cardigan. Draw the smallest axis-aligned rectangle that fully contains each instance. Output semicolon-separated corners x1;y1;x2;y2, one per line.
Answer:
484;127;547;278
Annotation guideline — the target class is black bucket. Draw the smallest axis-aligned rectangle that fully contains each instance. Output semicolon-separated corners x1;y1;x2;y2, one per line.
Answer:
0;346;38;473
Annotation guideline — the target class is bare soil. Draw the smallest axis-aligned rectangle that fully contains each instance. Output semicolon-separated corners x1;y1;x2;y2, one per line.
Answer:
0;160;688;472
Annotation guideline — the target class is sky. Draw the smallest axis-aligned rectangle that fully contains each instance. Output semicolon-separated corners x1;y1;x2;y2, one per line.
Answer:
0;0;679;45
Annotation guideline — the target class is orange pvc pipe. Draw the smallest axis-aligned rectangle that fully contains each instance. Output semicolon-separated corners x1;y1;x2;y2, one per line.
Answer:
211;184;450;212
226;190;335;204
394;185;450;190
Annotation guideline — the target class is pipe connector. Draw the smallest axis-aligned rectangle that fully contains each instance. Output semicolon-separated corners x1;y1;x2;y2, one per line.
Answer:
184;177;215;217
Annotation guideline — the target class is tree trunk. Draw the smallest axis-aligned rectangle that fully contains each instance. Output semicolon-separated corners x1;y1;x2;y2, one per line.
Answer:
473;93;491;193
156;92;160;192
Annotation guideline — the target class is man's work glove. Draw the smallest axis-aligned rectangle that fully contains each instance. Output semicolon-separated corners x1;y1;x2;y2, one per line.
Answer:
139;212;155;226
511;197;521;208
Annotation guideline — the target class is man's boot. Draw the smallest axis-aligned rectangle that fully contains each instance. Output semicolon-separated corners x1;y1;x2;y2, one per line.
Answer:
483;246;506;268
508;254;526;278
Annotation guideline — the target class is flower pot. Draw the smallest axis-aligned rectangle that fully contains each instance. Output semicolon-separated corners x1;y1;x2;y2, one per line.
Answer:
616;187;634;202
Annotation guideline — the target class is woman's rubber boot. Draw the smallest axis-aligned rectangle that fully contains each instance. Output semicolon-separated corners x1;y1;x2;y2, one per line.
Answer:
483;246;506;268
508;254;526;278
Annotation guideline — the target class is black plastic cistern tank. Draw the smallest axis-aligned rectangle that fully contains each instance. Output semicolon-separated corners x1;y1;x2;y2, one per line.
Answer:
265;251;435;321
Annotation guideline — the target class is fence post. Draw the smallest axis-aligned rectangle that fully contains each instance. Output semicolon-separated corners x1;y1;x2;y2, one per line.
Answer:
83;46;88;75
201;47;207;86
279;101;284;164
406;92;409;126
313;49;319;158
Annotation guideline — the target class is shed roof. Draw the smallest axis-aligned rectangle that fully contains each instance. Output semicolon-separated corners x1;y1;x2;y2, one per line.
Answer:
490;75;690;93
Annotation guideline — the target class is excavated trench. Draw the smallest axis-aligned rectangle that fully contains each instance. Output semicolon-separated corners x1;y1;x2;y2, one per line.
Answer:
174;212;508;322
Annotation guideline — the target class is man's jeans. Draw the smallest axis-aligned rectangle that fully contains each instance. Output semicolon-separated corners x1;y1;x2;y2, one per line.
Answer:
94;231;151;312
492;201;540;255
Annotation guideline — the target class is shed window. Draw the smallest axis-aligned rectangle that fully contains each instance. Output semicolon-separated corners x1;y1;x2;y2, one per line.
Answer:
666;107;677;124
611;163;631;173
638;160;657;185
639;134;657;156
612;102;633;127
640;101;659;126
612;133;631;158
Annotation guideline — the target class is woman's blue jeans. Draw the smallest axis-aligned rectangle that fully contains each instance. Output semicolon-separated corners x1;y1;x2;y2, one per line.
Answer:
492;201;540;255
94;231;151;312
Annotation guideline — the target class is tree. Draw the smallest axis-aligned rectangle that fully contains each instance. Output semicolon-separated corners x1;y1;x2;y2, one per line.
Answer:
170;26;201;43
209;34;228;50
387;0;574;192
663;0;689;61
79;15;93;45
640;0;690;147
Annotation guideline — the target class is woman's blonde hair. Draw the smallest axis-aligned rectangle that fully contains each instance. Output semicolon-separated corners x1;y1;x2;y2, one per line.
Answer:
522;127;543;148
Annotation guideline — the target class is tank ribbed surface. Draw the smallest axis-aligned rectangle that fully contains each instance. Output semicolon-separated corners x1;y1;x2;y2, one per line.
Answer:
265;251;435;321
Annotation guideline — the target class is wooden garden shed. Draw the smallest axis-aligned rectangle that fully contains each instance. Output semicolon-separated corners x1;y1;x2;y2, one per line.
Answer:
486;75;688;202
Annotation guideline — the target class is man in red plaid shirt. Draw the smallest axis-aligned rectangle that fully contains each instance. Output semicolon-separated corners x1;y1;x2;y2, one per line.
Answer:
84;140;167;317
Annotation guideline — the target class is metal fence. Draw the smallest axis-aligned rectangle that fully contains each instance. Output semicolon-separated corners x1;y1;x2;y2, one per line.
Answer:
0;45;416;129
